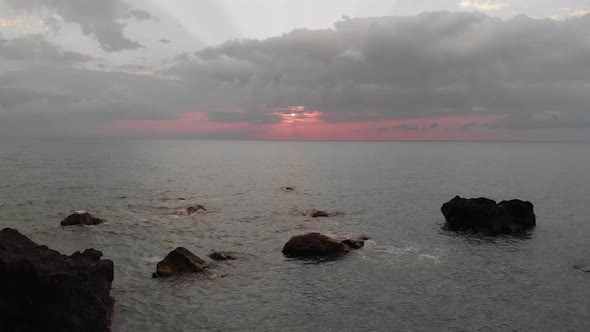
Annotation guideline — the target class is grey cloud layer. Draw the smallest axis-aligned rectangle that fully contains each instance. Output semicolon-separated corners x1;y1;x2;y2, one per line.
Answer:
1;11;590;138
167;12;590;128
5;0;152;52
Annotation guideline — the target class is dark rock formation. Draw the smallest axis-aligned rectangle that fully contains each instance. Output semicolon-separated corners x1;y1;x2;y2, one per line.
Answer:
282;233;350;258
153;247;208;278
186;205;206;215
283;187;295;191
441;196;536;235
60;211;104;226
209;252;236;261
311;210;329;218
0;228;114;332
341;239;365;249
574;265;590;272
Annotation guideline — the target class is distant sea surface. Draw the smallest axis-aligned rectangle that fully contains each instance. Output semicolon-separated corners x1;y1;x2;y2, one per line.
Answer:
1;139;589;332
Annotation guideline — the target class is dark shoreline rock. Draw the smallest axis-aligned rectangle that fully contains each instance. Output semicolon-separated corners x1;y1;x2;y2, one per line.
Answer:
282;233;350;258
0;228;114;332
60;210;104;226
441;196;536;235
153;247;208;278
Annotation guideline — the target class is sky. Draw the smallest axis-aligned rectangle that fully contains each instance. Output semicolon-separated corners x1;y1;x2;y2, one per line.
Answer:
0;0;589;141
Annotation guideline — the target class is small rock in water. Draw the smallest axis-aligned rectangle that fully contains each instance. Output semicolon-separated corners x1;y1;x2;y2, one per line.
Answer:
341;239;365;249
282;232;350;258
153;247;208;278
284;187;295;191
575;265;590;272
60;210;104;226
186;204;206;215
358;235;371;241
311;210;329;218
441;196;536;235
209;252;237;261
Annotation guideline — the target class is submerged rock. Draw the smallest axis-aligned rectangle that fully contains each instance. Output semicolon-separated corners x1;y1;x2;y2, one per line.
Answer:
311;210;330;218
153;247;208;278
441;196;536;235
60;210;104;226
209;252;237;261
0;228;114;332
282;232;350;258
341;239;365;249
186;204;206;215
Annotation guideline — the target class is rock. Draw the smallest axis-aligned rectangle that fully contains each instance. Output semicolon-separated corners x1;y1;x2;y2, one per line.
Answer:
153;247;208;278
283;187;295;191
60;210;104;226
441;196;536;235
186;205;206;215
0;228;114;332
574;265;590;272
311;210;329;218
282;232;350;257
341;239;365;249
358;235;371;241
209;252;236;261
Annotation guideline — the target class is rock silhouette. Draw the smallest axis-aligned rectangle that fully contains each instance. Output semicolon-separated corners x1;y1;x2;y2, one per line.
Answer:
441;196;536;235
282;233;351;257
153;247;208;278
0;228;114;332
60;210;104;226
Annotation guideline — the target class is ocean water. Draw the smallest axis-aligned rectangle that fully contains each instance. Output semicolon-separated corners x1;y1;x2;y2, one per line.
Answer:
0;139;589;332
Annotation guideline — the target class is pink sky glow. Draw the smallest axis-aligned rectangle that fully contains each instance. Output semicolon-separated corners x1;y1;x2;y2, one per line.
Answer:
111;107;509;141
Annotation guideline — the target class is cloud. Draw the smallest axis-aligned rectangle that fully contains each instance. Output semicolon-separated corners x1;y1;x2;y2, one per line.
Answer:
0;34;93;63
459;1;510;10
5;0;152;52
0;16;24;27
2;11;590;139
162;12;590;127
569;9;590;17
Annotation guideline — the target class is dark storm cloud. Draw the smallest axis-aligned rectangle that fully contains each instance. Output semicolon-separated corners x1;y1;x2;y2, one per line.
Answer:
5;0;152;52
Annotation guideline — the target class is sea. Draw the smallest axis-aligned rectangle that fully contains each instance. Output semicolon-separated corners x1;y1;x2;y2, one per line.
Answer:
0;139;589;332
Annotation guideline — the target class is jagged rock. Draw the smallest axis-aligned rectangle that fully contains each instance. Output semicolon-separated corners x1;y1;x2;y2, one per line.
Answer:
209;252;236;261
60;211;104;226
153;247;208;278
282;233;350;258
186;205;206;215
0;228;114;332
441;196;536;235
341;239;365;249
